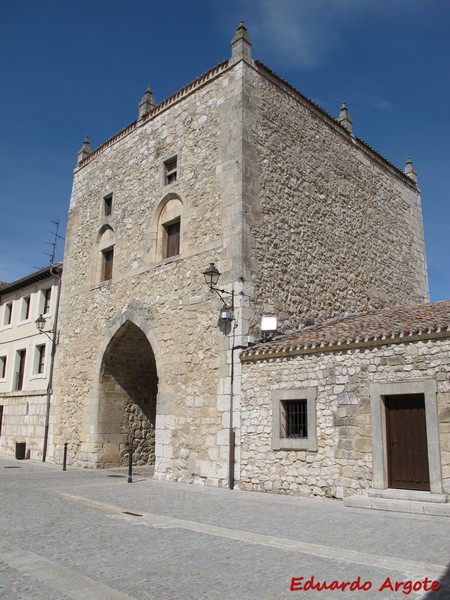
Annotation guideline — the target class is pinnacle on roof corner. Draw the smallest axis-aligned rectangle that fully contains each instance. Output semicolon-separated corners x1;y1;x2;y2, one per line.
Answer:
405;157;418;185
77;136;92;164
138;85;156;119
231;20;252;63
338;102;353;134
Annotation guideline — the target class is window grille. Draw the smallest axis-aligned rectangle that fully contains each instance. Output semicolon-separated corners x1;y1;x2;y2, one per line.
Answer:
282;400;308;438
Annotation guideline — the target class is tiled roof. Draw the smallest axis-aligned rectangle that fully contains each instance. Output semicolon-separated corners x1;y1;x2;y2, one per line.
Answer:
241;300;450;360
0;263;63;296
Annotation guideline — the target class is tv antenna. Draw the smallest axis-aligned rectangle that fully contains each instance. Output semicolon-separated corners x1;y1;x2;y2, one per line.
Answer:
42;219;65;264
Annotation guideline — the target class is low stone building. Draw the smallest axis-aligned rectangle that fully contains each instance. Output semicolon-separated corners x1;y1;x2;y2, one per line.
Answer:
0;264;62;460
240;301;450;505
53;23;429;488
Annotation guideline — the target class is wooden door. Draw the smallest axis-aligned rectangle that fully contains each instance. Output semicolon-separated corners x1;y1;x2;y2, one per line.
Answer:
385;394;430;491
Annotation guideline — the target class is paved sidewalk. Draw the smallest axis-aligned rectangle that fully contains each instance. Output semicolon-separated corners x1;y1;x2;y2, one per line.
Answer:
0;455;448;599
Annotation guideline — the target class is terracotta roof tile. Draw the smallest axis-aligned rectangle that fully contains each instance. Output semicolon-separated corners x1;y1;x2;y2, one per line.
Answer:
242;300;450;359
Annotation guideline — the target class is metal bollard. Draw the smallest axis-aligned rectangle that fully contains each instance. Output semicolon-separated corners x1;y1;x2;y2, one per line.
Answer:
128;443;133;483
62;442;68;471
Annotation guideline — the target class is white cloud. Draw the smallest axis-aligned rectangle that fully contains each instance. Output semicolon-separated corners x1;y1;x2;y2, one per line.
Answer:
242;0;427;69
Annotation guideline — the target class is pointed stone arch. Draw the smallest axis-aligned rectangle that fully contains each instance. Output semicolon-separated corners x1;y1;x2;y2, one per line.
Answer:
97;319;158;468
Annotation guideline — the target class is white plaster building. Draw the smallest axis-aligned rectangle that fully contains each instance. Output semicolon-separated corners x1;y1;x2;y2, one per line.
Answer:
0;264;62;460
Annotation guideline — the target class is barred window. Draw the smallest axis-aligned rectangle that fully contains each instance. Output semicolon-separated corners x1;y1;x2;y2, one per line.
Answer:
272;387;317;451
282;400;307;438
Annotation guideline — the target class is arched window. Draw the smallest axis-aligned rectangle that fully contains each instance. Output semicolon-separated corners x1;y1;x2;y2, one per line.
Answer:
155;196;184;261
96;226;115;282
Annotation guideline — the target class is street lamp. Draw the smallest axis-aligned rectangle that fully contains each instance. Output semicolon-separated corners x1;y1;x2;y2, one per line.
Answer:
35;313;46;331
202;263;234;321
203;263;248;489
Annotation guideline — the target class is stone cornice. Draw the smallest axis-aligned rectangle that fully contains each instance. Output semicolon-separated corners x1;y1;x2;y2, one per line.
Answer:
241;329;450;363
252;60;418;191
75;59;230;172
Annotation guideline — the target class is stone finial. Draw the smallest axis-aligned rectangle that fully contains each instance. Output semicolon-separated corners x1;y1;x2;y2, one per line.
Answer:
138;85;156;119
404;158;418;185
77;136;92;164
338;102;353;134
231;20;252;63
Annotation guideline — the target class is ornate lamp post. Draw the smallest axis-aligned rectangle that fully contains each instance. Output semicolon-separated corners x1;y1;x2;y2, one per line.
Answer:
203;263;248;489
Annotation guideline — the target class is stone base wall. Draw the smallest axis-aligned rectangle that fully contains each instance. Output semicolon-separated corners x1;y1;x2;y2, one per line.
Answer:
240;338;450;498
0;392;53;461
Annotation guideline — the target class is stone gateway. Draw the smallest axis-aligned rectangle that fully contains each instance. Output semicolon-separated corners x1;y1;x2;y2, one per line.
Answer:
53;23;432;499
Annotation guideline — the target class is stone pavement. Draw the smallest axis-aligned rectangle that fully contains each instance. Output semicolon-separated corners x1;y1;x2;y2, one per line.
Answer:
0;455;448;600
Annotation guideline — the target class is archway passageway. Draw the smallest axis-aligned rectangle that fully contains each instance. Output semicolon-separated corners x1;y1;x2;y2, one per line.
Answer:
98;321;158;468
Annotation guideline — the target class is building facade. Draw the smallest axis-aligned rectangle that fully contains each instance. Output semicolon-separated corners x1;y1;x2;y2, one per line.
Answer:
0;264;62;460
240;301;450;503
53;24;428;488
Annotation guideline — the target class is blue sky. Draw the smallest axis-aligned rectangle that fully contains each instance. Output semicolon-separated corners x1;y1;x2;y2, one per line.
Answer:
0;0;449;301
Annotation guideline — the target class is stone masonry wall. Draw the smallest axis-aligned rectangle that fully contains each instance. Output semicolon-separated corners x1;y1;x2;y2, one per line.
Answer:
54;61;247;486
0;392;51;461
240;338;450;498
244;64;428;334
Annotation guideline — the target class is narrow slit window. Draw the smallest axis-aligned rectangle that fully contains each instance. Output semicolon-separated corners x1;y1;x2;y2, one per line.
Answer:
43;288;52;314
104;194;113;216
164;157;177;185
0;356;6;379
4;302;13;326
102;247;114;281
22;296;31;321
16;349;26;391
165;220;180;258
36;345;46;374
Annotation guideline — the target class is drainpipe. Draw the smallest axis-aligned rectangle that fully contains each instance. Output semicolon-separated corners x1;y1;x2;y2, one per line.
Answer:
42;266;62;462
229;343;247;490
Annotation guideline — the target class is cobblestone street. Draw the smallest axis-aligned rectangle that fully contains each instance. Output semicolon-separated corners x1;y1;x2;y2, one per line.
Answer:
0;455;448;600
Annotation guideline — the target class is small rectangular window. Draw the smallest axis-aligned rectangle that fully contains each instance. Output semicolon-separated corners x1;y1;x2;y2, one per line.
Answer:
0;405;3;437
104;193;113;216
165;220;180;258
16;349;26;391
272;387;317;451
36;345;46;374
164;157;177;185
3;302;13;326
0;356;6;379
102;247;114;281
282;400;308;438
21;296;31;321
43;288;52;314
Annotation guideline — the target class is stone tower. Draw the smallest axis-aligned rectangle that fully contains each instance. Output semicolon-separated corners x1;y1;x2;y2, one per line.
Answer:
53;24;428;486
